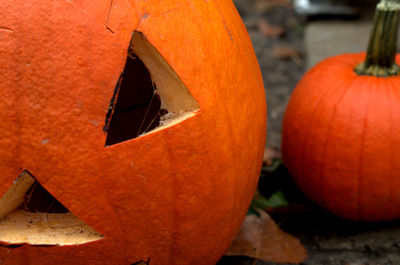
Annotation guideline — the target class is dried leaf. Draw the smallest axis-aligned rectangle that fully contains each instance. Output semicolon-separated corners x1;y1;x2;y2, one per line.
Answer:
225;211;307;263
273;46;301;59
258;19;285;39
273;46;303;66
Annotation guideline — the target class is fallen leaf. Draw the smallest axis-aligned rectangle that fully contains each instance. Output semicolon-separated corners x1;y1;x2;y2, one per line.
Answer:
273;46;301;59
225;211;307;263
272;46;303;65
258;19;285;39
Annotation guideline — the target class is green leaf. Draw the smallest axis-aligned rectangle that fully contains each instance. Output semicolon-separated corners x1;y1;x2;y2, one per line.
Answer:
251;191;288;211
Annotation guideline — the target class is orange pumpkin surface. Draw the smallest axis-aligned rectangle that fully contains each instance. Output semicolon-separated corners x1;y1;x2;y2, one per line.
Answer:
282;52;400;221
0;0;267;264
282;1;400;222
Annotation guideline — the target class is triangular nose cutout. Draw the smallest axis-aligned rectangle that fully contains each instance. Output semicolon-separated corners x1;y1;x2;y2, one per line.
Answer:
0;171;103;246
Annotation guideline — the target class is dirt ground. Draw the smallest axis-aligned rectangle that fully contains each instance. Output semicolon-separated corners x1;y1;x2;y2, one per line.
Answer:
217;1;400;264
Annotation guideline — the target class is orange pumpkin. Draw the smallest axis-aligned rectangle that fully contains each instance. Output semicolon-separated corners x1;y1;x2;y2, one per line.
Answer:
282;1;400;221
0;0;267;264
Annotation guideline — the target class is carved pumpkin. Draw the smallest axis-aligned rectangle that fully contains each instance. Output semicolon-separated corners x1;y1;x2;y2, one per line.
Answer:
282;0;400;221
0;0;267;264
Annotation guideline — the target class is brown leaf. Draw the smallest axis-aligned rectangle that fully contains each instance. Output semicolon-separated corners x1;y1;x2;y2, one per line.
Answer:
273;46;302;59
258;19;285;39
225;211;307;263
263;147;282;166
273;46;303;66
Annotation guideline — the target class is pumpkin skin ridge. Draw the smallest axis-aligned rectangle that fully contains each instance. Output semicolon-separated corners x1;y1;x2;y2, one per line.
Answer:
356;76;396;221
297;71;357;208
282;57;355;202
386;76;396;219
385;75;400;220
387;75;400;219
285;54;355;219
283;52;400;221
354;78;372;221
313;76;360;211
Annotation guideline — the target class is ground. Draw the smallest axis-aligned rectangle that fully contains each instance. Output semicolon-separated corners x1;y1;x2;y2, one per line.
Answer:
217;1;400;264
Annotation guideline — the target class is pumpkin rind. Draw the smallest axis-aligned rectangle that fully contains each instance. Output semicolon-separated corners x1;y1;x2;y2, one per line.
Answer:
0;0;266;264
282;53;400;221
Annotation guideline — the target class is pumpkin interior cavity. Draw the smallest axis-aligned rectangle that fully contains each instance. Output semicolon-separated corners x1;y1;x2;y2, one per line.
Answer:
0;171;103;246
104;31;199;146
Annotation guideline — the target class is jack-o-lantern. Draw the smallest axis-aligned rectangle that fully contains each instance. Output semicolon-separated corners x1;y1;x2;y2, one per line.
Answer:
0;0;266;264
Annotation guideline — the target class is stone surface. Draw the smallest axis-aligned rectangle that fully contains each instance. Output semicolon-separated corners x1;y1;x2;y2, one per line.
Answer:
305;21;371;69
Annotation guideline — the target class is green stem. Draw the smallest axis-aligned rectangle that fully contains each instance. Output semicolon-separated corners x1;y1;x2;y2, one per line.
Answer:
354;0;400;77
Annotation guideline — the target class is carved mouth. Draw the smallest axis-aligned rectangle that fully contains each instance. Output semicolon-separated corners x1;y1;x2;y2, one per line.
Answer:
0;171;103;246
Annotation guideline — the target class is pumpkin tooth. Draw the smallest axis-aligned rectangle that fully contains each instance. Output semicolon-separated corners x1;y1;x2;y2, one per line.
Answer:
0;171;103;246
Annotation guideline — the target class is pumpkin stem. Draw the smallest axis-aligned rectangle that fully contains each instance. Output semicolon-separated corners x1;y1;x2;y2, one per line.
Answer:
354;0;400;77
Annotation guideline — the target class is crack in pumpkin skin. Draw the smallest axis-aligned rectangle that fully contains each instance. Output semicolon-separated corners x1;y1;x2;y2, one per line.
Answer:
105;0;116;33
0;26;13;32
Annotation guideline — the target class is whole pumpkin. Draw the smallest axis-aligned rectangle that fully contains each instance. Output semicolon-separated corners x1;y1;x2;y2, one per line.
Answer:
282;0;400;221
0;0;267;264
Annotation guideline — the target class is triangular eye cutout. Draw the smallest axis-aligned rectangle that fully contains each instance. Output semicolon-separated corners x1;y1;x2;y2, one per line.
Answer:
104;32;199;146
0;171;103;246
